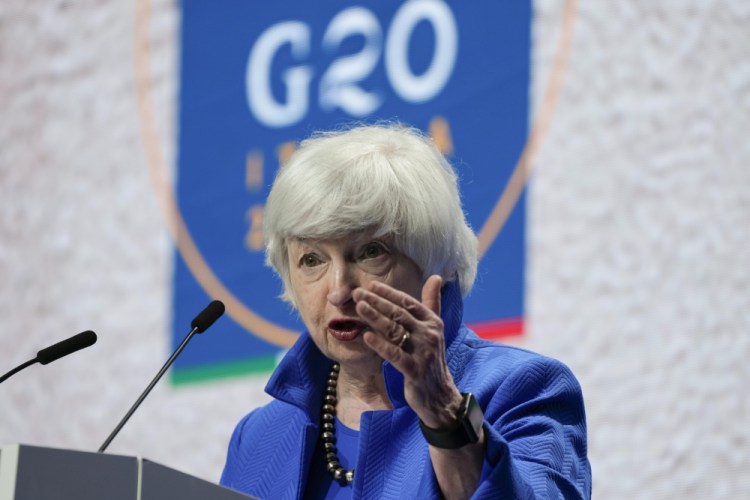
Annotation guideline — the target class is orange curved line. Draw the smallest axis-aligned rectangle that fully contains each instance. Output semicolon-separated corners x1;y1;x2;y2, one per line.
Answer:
133;0;298;347
477;0;579;257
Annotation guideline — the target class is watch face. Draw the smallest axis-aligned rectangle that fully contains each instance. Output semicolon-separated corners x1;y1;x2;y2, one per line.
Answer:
463;393;484;442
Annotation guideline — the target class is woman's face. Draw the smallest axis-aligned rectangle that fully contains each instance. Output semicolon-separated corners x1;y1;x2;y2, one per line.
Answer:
287;233;423;371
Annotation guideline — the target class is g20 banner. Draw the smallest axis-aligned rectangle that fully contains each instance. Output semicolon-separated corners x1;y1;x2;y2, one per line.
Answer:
173;0;531;383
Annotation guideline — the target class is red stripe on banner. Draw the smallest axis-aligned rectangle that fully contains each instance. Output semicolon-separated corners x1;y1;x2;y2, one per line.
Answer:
468;317;524;340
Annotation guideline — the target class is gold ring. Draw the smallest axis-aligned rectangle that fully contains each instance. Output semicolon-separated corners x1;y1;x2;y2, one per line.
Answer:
398;332;411;349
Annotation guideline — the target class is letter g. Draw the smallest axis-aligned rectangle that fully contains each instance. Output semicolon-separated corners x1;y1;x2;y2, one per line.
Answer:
246;21;312;128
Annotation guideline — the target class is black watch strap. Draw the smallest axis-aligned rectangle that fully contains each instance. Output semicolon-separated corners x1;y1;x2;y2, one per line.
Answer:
419;392;483;449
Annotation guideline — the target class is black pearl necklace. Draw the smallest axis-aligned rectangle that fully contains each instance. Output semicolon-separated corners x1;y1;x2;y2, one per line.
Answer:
320;362;354;485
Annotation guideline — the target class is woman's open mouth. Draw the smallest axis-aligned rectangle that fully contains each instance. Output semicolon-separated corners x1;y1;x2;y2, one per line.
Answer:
327;318;367;341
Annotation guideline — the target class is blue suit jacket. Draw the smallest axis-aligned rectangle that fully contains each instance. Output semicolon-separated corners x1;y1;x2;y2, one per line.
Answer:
221;282;591;499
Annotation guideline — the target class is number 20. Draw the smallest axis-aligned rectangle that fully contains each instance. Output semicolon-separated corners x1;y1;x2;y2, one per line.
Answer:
246;0;458;128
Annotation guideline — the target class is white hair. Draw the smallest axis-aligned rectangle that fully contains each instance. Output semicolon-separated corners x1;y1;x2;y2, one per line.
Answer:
264;123;478;305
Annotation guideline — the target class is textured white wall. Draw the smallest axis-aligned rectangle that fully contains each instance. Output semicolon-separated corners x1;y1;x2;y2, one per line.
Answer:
0;1;748;498
528;1;750;497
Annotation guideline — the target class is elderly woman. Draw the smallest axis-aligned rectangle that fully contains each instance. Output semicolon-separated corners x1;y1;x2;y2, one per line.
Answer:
220;124;591;499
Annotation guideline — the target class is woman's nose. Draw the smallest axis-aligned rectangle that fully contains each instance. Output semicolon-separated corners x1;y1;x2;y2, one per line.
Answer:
326;263;358;307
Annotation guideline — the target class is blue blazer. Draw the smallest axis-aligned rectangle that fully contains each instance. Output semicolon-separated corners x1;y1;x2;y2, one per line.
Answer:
221;282;591;499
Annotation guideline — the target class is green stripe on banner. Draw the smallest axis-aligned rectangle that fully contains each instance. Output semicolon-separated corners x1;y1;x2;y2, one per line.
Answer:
171;354;278;385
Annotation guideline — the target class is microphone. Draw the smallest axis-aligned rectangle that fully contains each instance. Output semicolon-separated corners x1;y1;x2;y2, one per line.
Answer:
97;300;225;453
37;330;98;365
191;299;225;333
0;330;97;384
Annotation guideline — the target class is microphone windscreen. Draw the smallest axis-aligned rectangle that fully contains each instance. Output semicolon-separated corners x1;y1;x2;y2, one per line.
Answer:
191;300;225;333
37;330;98;365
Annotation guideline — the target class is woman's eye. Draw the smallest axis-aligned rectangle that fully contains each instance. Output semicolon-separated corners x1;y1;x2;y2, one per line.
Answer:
361;242;386;260
301;254;321;267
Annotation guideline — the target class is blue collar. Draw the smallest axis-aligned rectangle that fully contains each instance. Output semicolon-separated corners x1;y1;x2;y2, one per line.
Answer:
265;280;466;421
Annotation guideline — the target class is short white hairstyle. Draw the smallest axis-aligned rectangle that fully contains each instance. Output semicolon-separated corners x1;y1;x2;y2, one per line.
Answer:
264;123;478;305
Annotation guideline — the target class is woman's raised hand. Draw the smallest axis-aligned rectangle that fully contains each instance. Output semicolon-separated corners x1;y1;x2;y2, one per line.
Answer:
353;275;463;428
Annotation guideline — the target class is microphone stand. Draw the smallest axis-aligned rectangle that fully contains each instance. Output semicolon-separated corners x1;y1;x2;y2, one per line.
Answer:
98;326;200;453
0;359;38;384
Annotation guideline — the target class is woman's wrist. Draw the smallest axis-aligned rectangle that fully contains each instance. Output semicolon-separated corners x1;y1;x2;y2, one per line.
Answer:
415;386;464;429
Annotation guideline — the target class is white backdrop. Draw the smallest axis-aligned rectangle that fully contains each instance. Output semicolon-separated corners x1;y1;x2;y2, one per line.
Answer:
1;1;748;498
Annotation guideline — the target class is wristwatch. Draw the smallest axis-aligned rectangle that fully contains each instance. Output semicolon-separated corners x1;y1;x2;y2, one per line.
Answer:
419;392;484;449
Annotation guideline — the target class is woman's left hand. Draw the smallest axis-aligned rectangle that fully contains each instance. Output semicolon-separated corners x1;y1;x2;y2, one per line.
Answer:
352;275;463;429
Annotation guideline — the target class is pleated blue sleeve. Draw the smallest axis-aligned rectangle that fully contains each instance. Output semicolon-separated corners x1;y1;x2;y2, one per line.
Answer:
471;355;591;499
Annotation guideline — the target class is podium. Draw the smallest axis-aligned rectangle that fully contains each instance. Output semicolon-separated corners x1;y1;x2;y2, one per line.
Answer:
0;444;255;500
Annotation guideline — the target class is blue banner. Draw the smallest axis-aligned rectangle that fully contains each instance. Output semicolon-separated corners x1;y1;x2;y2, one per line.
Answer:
173;0;531;383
